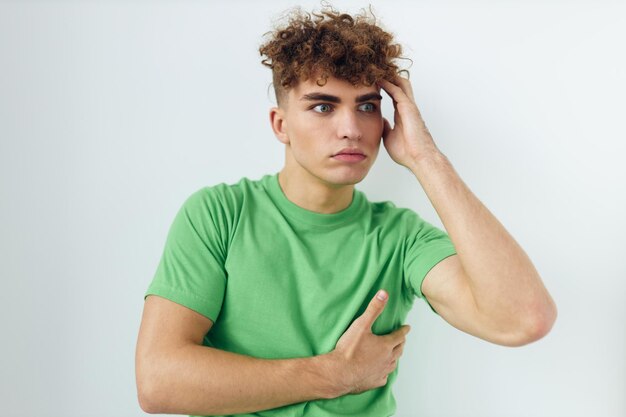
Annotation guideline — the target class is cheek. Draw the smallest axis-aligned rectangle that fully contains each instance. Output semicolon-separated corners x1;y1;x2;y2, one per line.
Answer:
289;121;325;154
288;117;317;142
370;118;384;140
289;136;317;162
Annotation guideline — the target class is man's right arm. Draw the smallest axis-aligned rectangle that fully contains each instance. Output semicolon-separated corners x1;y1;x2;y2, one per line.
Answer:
138;342;335;415
135;291;409;415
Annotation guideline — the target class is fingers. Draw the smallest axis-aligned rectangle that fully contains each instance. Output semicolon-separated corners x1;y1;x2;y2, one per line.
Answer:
386;353;401;375
394;74;415;102
378;79;402;103
392;340;405;359
378;75;415;104
384;324;411;347
359;290;389;330
387;341;406;374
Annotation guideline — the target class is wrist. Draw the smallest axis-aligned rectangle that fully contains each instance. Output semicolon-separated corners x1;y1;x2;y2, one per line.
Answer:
311;351;348;399
407;149;449;176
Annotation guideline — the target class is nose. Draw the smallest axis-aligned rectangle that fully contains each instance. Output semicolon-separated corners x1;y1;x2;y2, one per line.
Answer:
336;109;363;141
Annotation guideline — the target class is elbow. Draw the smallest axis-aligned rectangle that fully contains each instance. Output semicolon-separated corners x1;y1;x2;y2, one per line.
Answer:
136;355;164;414
137;375;157;414
515;300;559;347
137;386;158;414
491;298;558;348
137;379;162;414
531;300;558;341
138;396;157;415
524;278;559;344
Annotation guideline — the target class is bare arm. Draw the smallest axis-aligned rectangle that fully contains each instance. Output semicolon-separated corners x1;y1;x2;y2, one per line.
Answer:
135;295;333;415
142;344;334;415
409;152;556;342
135;291;409;414
378;76;557;341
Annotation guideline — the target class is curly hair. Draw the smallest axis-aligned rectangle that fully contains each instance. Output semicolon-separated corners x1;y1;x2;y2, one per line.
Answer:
259;2;410;106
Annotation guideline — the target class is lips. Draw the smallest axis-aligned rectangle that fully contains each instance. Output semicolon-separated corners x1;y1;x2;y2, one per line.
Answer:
333;148;365;157
331;149;367;163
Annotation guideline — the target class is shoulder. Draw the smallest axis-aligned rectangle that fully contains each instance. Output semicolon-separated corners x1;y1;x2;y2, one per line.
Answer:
363;194;426;231
184;174;268;213
362;194;451;253
177;174;269;242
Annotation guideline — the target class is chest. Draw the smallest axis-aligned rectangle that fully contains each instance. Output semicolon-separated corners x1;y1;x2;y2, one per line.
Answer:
208;209;411;357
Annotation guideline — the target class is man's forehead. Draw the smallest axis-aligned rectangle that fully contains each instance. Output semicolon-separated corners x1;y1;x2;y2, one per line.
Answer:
290;76;381;101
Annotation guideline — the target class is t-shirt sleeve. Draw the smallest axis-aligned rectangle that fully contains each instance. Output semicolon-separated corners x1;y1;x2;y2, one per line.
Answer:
403;210;457;315
144;186;231;322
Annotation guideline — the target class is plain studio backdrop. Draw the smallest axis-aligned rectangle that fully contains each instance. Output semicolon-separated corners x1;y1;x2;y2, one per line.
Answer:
1;1;624;416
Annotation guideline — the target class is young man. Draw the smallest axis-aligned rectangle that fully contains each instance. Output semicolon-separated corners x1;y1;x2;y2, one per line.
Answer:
135;5;557;416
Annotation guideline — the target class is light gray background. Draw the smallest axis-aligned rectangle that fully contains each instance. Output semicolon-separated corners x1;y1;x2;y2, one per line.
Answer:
1;1;624;416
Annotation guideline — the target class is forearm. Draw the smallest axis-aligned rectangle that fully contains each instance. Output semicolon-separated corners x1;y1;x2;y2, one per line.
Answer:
408;151;557;329
141;344;336;415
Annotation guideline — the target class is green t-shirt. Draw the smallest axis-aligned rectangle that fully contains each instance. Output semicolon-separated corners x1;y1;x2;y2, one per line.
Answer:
144;172;457;417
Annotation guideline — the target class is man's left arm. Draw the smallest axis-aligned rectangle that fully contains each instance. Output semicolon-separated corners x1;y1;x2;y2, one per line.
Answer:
378;75;557;347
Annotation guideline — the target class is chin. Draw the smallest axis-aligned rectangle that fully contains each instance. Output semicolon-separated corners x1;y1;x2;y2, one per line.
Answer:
324;168;369;187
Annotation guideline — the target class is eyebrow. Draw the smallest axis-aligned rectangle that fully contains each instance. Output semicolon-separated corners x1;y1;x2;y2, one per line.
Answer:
299;92;383;103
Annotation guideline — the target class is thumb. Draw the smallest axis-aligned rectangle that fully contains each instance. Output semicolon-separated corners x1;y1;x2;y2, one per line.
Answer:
359;290;388;330
382;117;392;140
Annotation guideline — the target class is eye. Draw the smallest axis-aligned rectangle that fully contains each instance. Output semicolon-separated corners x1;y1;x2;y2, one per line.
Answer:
359;103;377;112
312;103;333;113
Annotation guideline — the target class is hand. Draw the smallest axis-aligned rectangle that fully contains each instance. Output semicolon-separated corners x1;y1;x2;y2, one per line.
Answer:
325;290;411;396
378;75;441;168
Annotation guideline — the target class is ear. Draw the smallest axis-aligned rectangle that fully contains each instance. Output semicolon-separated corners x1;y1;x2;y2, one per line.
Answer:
269;107;289;145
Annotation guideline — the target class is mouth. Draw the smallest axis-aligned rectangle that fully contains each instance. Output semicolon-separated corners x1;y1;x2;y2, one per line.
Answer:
332;150;365;162
332;148;365;157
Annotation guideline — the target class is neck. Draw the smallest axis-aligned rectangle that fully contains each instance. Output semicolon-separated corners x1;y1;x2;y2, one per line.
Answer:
278;164;355;214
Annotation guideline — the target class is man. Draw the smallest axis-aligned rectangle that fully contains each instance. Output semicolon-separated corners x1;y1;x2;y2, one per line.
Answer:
135;5;557;416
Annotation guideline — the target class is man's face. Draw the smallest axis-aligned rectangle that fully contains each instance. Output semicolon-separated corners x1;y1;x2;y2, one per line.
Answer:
273;75;384;188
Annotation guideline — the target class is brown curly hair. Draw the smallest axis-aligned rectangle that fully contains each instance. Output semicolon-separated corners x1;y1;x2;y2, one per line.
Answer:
259;2;410;106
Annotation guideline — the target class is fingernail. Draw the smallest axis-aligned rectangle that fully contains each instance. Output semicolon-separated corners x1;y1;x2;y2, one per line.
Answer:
376;290;387;301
